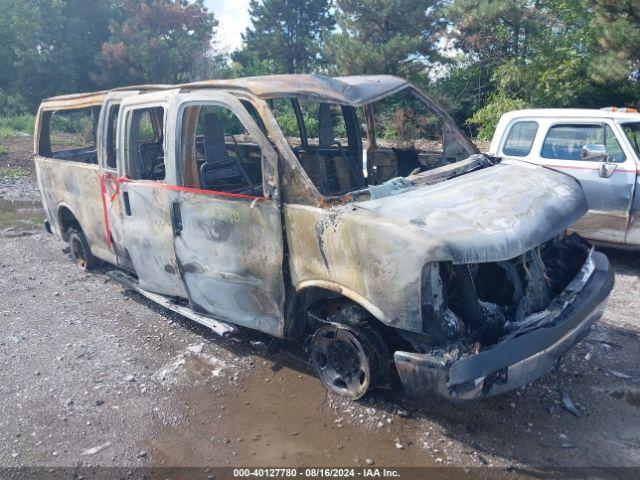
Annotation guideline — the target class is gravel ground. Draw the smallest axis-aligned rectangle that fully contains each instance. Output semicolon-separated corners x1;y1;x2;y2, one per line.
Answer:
1;136;640;474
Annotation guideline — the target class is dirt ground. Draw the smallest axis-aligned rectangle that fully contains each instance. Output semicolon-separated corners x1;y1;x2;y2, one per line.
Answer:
1;136;640;476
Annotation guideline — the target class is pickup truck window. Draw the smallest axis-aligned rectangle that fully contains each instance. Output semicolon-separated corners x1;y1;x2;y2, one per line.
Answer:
38;106;100;164
126;106;165;181
604;125;626;162
621;122;640;156
179;104;263;196
502;121;538;156
541;124;626;163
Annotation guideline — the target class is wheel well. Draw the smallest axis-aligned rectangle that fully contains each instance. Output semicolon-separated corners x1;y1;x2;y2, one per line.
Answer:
291;287;388;336
58;206;82;241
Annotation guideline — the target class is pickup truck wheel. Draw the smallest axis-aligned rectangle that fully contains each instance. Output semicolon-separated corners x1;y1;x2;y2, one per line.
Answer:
310;318;389;400
68;228;98;271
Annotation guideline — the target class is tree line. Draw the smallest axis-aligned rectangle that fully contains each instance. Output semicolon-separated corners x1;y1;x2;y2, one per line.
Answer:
1;0;639;138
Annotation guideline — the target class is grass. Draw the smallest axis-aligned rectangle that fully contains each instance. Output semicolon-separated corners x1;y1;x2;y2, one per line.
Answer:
0;144;8;156
51;134;86;147
0;114;36;140
0;166;30;180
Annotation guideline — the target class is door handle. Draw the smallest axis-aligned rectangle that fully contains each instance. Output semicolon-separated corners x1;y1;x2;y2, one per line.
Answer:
171;201;183;236
123;192;132;216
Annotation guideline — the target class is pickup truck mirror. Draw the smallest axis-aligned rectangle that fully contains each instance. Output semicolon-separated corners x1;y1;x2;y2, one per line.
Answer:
581;144;608;162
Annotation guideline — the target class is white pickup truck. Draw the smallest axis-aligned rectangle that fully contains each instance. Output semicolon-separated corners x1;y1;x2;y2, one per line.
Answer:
490;108;640;248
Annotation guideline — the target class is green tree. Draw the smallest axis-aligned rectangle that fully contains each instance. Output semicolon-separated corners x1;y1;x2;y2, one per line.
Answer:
466;95;528;140
442;0;639;133
234;0;336;75
587;0;640;83
327;0;444;77
445;0;544;66
95;0;219;86
0;0;113;110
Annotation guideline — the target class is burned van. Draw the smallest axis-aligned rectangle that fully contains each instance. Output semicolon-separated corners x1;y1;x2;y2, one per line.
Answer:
35;75;613;401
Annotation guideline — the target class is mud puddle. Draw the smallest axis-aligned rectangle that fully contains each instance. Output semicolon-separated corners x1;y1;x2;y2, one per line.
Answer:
150;351;436;467
0;198;44;234
611;389;640;409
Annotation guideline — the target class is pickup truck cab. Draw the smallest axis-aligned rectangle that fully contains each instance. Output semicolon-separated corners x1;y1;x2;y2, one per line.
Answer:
490;109;640;247
35;75;613;401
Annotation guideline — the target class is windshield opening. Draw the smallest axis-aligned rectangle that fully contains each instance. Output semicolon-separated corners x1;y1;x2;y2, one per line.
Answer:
620;122;640;156
269;88;471;197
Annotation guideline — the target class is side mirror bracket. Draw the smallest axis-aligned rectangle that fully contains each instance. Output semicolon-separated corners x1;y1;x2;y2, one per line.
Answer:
581;144;616;178
598;162;617;178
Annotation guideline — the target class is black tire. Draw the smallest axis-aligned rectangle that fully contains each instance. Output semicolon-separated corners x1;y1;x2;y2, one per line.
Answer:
68;228;98;271
310;305;390;399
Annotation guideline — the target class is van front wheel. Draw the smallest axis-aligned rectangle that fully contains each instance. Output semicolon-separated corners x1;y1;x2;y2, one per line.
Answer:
68;228;98;271
310;312;389;400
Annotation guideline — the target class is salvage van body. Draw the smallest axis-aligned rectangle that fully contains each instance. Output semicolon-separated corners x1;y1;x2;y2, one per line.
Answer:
35;75;613;401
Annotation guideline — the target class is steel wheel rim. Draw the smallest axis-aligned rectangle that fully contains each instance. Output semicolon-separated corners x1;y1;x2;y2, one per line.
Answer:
311;325;371;400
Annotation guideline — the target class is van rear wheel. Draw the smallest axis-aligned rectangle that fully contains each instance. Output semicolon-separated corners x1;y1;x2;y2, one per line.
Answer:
68;228;98;271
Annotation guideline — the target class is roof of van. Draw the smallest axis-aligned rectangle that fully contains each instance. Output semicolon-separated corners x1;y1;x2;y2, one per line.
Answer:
42;74;410;107
42;85;168;102
181;74;410;105
501;108;640;122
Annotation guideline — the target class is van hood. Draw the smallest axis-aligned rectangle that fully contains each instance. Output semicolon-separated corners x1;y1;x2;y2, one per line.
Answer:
353;162;588;264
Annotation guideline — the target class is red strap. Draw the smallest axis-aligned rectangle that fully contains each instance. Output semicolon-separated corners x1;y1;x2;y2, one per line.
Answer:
104;172;124;202
98;174;113;249
126;180;265;200
98;173;265;250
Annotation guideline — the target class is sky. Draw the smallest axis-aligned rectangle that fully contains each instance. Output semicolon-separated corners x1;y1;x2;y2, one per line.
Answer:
204;0;253;51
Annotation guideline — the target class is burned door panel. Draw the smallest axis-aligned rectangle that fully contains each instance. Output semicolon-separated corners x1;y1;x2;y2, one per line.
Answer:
35;157;116;264
174;194;285;335
170;91;286;336
119;183;187;297
118;95;187;298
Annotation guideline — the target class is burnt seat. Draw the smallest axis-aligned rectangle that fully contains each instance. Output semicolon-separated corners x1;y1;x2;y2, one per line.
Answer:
200;112;261;195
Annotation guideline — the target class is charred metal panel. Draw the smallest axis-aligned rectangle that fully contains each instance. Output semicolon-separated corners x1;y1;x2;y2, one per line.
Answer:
34;156;116;264
355;163;588;264
285;202;430;332
119;183;187;298
182;75;410;106
174;194;285;336
395;249;613;400
286;162;588;333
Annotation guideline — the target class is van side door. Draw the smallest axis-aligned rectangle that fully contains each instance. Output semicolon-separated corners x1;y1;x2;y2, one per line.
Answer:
117;92;188;298
169;91;285;336
97;91;137;270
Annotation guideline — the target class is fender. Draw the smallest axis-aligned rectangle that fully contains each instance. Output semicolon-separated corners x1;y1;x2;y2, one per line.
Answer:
295;279;389;324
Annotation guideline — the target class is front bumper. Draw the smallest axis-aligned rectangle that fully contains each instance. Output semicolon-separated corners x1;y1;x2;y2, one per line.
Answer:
394;249;613;400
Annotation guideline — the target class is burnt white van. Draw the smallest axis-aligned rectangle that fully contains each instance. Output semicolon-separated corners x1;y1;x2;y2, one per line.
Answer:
35;75;613;401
